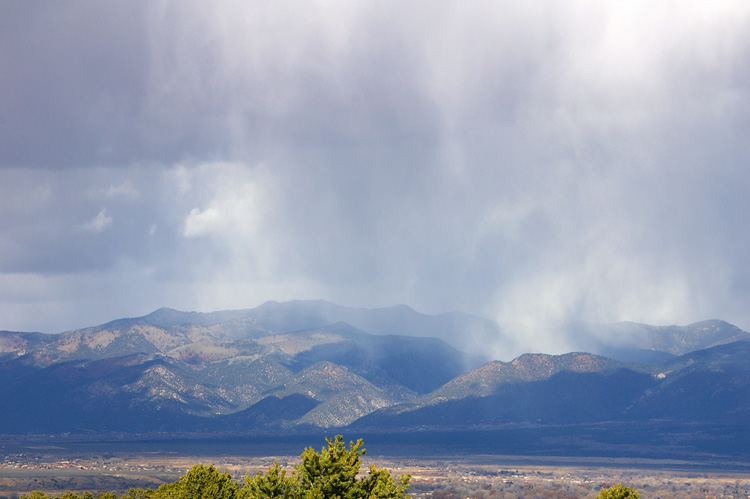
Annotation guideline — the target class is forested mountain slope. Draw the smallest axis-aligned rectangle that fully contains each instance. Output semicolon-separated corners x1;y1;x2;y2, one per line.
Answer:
0;321;483;433
351;340;750;431
1;303;749;437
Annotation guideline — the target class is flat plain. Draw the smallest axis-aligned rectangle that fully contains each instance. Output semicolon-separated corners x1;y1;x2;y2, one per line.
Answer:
2;435;750;498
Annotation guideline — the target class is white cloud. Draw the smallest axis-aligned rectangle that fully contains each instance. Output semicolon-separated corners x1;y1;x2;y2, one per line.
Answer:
79;208;112;233
183;206;221;238
104;181;140;199
179;162;265;240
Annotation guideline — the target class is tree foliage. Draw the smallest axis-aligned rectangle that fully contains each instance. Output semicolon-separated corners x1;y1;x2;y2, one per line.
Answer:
157;464;238;499
240;461;297;499
294;435;409;499
593;483;640;499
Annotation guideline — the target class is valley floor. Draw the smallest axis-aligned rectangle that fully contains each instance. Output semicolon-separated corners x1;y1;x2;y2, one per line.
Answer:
2;436;750;499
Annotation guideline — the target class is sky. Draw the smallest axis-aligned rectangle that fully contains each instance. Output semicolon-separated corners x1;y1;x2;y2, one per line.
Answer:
1;2;750;352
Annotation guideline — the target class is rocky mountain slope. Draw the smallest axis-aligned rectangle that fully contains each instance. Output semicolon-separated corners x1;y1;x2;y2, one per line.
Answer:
1;302;749;436
5;301;745;362
0;319;484;433
351;339;750;431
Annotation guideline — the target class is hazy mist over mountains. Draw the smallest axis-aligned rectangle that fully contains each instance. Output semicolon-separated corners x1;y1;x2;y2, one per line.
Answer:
5;299;747;360
2;3;750;350
2;300;750;454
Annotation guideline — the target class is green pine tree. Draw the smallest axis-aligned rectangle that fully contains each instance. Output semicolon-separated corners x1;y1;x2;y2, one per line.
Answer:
157;464;239;499
593;483;640;499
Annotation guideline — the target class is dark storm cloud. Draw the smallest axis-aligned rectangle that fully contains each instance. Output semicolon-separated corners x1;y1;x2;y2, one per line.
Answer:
1;1;750;356
1;3;152;167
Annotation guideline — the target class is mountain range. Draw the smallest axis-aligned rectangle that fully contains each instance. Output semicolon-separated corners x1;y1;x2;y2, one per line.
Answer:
1;300;749;447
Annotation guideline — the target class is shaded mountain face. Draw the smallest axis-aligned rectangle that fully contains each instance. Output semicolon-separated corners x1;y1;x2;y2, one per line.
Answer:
0;354;211;433
625;340;750;423
350;340;750;431
1;302;750;437
352;369;658;429
0;320;484;434
418;352;626;404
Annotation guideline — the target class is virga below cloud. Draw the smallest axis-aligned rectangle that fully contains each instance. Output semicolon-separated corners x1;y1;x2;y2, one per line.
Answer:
1;2;749;352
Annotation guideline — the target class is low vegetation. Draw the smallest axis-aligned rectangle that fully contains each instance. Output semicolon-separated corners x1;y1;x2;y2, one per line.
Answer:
9;437;653;499
17;436;411;499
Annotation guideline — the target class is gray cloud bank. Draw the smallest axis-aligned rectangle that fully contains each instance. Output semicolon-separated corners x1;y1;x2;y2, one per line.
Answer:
1;1;750;354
